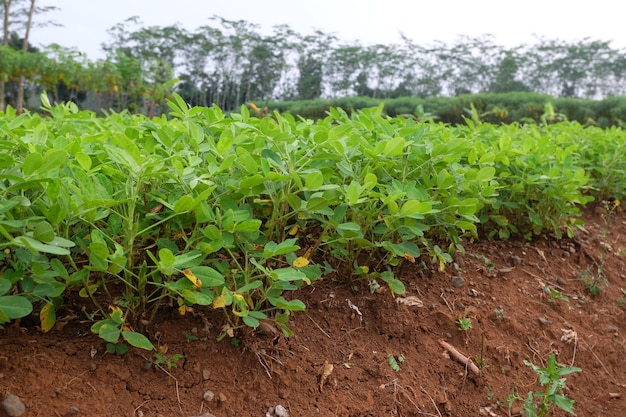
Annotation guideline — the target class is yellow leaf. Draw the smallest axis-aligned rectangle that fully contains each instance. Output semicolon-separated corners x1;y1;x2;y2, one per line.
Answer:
40;303;56;332
288;224;299;236
403;253;416;263
249;102;259;112
244;294;254;309
178;297;186;315
212;294;227;309
293;256;310;268
183;269;202;288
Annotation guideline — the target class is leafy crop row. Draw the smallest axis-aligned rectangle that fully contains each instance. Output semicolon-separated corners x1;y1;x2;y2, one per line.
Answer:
1;95;624;349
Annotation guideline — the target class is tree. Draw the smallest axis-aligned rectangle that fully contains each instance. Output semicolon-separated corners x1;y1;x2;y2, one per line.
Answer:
1;0;58;111
489;49;529;93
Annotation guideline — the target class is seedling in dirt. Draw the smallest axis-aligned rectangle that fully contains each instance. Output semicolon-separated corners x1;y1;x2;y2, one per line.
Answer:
494;306;507;320
501;387;524;415
457;317;473;331
387;354;405;372
522;354;581;417
543;286;569;303
182;330;198;342
579;269;607;297
469;253;495;269
618;288;626;311
154;352;183;369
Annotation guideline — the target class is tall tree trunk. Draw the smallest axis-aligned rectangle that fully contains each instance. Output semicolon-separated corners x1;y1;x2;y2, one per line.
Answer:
16;0;34;113
0;0;13;111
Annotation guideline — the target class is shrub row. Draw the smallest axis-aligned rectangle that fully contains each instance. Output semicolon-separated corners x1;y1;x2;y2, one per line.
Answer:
265;92;626;127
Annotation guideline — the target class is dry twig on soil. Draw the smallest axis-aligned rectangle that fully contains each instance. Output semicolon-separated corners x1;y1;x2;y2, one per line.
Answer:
438;339;480;375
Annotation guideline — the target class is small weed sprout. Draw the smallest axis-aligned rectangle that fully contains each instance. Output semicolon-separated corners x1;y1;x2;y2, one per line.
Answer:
579;269;607;297
387;354;404;372
494;306;506;320
543;285;570;303
523;354;581;417
457;317;473;331
154;352;183;369
182;330;198;342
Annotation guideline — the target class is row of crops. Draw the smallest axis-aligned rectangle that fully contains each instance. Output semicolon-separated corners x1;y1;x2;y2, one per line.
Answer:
0;95;624;349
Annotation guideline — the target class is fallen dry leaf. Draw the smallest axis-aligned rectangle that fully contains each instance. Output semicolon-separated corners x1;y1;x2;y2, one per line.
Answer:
318;360;334;392
395;296;424;307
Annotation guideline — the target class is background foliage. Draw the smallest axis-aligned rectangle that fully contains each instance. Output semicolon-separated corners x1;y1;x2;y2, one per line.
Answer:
2;12;626;116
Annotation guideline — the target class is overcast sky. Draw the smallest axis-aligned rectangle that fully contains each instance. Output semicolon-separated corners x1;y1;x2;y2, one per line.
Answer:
28;0;626;60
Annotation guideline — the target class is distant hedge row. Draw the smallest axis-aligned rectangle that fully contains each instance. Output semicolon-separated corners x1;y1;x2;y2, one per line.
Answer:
264;93;626;127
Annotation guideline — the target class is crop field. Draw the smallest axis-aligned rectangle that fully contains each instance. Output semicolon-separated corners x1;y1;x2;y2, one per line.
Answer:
1;96;625;416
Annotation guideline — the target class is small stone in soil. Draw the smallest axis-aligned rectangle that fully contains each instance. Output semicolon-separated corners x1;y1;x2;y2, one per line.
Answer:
266;405;291;417
202;369;211;380
2;394;26;417
203;390;215;402
69;406;80;414
274;405;290;417
537;316;552;325
451;277;464;288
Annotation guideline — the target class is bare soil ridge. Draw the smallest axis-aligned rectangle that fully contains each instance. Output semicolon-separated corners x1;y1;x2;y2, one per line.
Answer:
1;206;625;417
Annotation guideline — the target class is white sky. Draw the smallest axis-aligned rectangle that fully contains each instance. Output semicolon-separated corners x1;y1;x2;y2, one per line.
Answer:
28;0;626;60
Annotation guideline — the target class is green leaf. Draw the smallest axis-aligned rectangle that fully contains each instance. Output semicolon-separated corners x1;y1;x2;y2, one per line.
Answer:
33;221;55;242
380;271;406;296
275;298;306;311
189;266;225;287
15;235;71;255
50;258;69;280
89;241;109;259
236;280;263;294
0;295;33;320
159;248;176;267
345;182;361;205
306;197;329;211
33;282;65;298
242;315;260;328
181;289;213;305
22;152;43;175
174;195;195;213
75;152;92;171
234;219;262;232
382;136;406;156
38;150;67;173
271;268;306;282
122;331;155;350
553;394;576;414
336;222;362;238
97;323;121;343
457;198;478;215
399;200;431;217
363;173;377;190
239;174;265;192
263;239;300;258
0;279;11;296
305;170;324;189
475;166;496;181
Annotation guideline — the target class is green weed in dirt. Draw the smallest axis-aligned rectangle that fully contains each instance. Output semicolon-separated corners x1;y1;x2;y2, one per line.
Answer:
522;354;581;417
